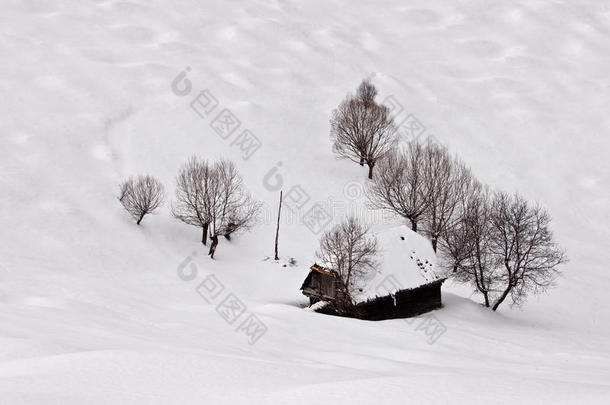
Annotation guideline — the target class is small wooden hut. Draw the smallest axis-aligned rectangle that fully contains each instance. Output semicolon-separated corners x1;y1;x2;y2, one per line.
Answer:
300;264;344;306
301;225;446;320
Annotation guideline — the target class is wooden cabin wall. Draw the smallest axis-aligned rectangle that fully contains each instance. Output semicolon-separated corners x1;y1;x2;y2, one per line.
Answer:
302;271;338;301
355;281;443;321
320;274;336;298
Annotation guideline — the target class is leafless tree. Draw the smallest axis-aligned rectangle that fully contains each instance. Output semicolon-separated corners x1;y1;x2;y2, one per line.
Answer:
315;217;379;311
330;80;398;179
487;191;567;310
441;186;567;311
440;184;496;307
420;140;472;253
172;157;260;256
171;156;214;245
206;159;261;259
119;175;165;225
356;79;377;108
367;141;428;232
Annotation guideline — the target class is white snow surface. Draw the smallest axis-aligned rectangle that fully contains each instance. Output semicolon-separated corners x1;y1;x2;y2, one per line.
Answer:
356;225;440;302
1;0;610;404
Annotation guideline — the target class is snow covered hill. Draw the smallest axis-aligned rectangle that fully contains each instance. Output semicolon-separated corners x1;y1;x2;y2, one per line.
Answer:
1;0;609;403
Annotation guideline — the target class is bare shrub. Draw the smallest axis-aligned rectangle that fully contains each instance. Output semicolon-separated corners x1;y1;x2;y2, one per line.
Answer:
118;175;165;225
330;79;398;179
315;217;379;311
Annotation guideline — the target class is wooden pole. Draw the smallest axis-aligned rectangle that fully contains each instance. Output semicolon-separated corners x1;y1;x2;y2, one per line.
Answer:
274;190;282;261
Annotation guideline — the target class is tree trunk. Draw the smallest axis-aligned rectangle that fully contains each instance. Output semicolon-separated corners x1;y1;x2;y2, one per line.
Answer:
208;234;219;259
137;213;145;225
483;292;490;308
201;223;209;245
367;163;374;179
274;191;282;261
492;285;512;311
224;223;236;240
410;219;417;232
431;237;438;253
492;264;514;310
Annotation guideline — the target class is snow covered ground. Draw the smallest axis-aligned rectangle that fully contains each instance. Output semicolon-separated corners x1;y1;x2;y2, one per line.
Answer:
1;0;609;403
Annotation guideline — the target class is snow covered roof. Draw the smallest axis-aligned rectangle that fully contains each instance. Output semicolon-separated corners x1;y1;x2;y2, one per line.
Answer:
354;225;443;302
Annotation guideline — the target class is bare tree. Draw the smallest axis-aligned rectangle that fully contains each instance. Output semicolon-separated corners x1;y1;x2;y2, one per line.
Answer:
356;79;377;108
172;157;260;256
367;141;428;231
206;159;261;259
487;192;567;310
420;140;471;252
119;175;165;225
315;217;379;311
441;186;567;311
440;184;496;307
330;80;398;179
172;156;214;245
